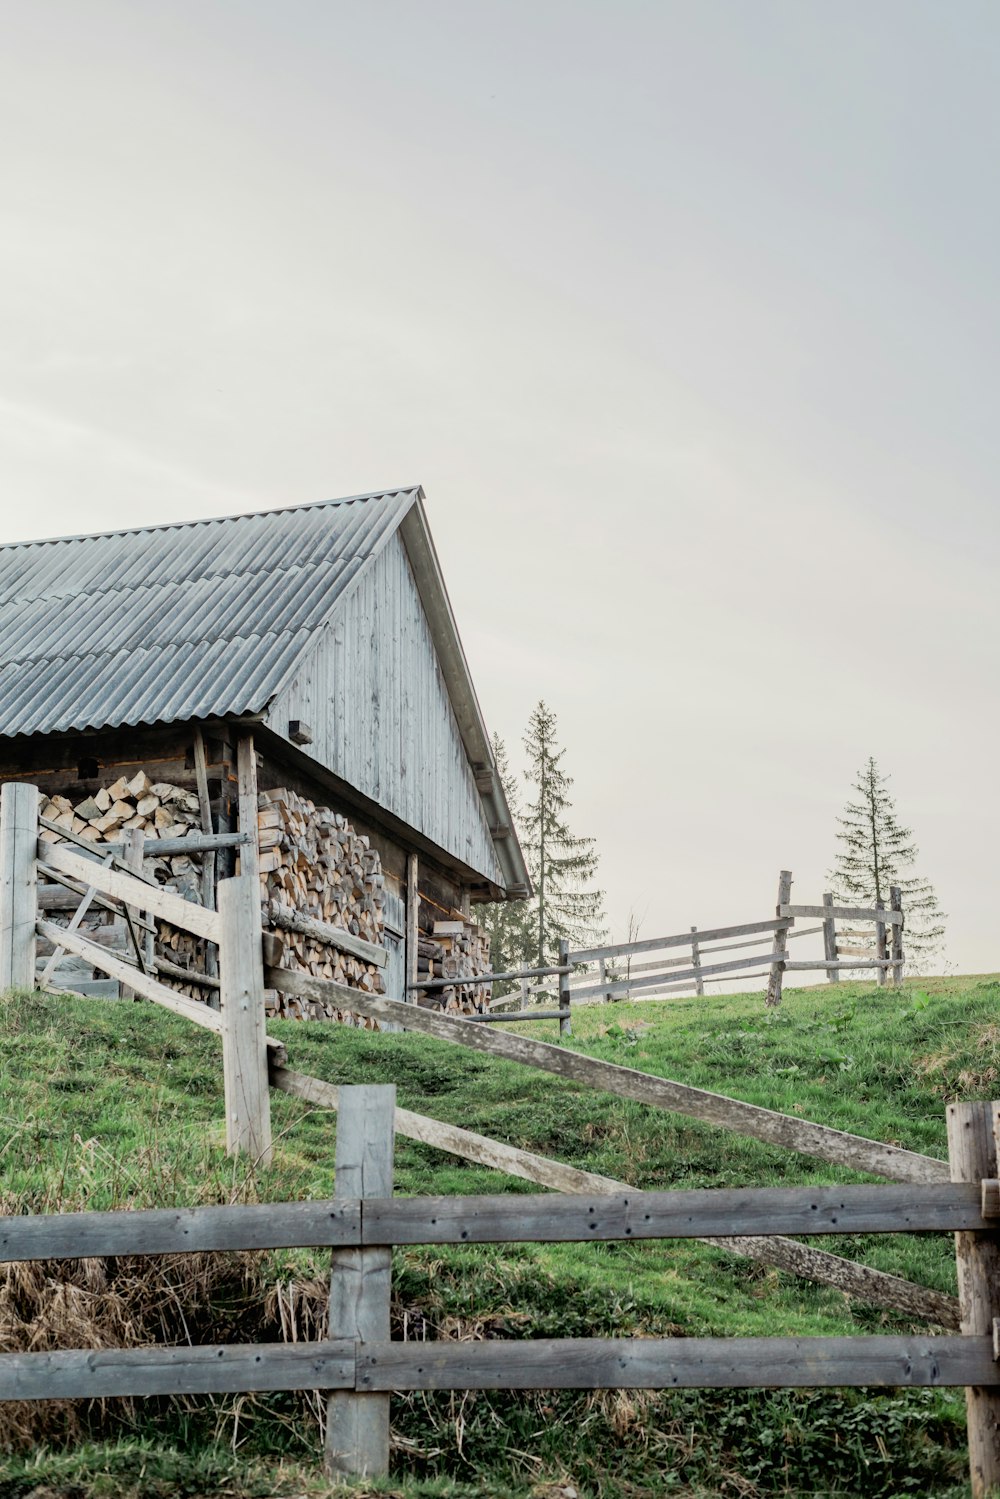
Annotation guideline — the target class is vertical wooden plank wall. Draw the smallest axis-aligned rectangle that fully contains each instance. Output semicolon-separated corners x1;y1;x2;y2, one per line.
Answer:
219;874;272;1165
947;1102;1000;1497
0;782;38;991
326;1084;396;1480
765;871;792;1008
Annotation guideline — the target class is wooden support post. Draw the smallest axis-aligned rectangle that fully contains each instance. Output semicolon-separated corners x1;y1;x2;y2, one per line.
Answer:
193;729;218;980
764;871;792;1008
326;1083;395;1481
875;899;888;988
558;938;571;1037
0;782;38;992
219;874;272;1166
236;734;260;887
599;956;612;1004
121;828;145;1001
890;885;904;986
691;927;704;997
405;853;418;1002
822;893;839;985
947;1102;1000;1497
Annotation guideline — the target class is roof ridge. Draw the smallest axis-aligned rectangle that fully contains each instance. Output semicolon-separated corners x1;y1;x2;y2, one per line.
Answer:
0;486;423;552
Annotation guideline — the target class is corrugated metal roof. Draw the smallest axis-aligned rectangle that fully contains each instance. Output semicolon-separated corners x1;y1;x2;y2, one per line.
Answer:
0;488;419;737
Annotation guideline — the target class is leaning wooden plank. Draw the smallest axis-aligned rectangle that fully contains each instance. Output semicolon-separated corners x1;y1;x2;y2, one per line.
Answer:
781;904;904;927
265;968;948;1184
570;919;791;965
36;871;156;932
0;1341;355;1401
0;1199;361;1262
37;920;223;1033
39;850;115;986
38;817;158;881
573;953;790;1003
363;1183;985;1245
268;901;387;969
357;1335;995;1392
43;841;221;942
269;1067;959;1325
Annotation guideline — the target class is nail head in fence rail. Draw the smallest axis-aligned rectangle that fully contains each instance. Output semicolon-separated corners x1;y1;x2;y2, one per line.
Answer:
265;966;949;1184
327;1084;395;1481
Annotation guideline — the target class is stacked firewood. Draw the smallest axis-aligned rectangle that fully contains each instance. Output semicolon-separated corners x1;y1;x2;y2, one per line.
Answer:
415;919;491;1014
258;788;387;1023
39;773;204;851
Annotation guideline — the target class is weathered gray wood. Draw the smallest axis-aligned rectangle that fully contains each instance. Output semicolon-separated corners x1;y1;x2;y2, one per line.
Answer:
691;926;704;997
570;918;790;965
270;1065;958;1326
326;1085;395;1481
890;885;904;985
781;903;904;926
119;827;146;999
37;870;156;931
0;1198;361;1262
875;900;888;989
765;871;792;1007
37;919;222;1033
413;962;568;992
154;954;222;990
220;875;272;1165
823;893;839;985
264;967;949;1184
948;1102;1000;1496
468;1009;571;1023
573;952;785;1002
0;1340;355;1401
193;729;218;981
268;901;387;969
39;849;115;987
236;733;260;886
406;853;419;999
357;1335;995;1392
43;841;221;941
0;782;38;991
558;937;571;1037
362;1182;986;1246
785;960;894;971
38;817;158;877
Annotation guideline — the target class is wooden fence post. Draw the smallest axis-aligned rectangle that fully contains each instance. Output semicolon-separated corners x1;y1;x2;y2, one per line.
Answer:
120;827;145;1001
890;886;904;986
875;899;887;989
0;782;38;992
405;854;419;1002
691;927;704;997
947;1101;1000;1497
558;938;571;1037
326;1083;396;1480
219;874;272;1166
599;957;612;1003
764;871;792;1008
822;894;839;985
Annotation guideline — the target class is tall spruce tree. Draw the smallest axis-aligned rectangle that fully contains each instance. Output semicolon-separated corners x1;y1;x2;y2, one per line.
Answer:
521;700;605;965
828;757;945;968
479;733;534;986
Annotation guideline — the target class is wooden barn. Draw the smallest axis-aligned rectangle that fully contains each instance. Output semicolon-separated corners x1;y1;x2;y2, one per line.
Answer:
0;486;528;1014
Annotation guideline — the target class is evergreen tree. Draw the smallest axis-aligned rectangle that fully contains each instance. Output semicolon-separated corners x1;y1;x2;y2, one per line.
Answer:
828;757;945;968
479;733;534;987
521;700;605;965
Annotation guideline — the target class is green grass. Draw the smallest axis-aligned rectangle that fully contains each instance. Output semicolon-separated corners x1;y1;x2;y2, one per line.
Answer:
1;975;998;1496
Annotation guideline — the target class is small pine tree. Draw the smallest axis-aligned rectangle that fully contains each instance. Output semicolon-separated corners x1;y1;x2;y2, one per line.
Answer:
479;733;534;988
828;757;945;968
521;700;605;966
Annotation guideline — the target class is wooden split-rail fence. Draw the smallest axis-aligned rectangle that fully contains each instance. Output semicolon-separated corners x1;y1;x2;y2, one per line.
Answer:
0;1084;999;1494
5;783;994;1488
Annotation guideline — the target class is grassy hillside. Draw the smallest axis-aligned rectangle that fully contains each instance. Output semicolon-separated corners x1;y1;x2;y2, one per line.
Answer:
0;974;998;1498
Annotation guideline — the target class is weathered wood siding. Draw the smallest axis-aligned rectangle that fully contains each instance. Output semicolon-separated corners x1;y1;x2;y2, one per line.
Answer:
264;535;502;887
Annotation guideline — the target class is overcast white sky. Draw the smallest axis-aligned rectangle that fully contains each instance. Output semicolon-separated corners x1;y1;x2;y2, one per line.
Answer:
1;2;997;974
